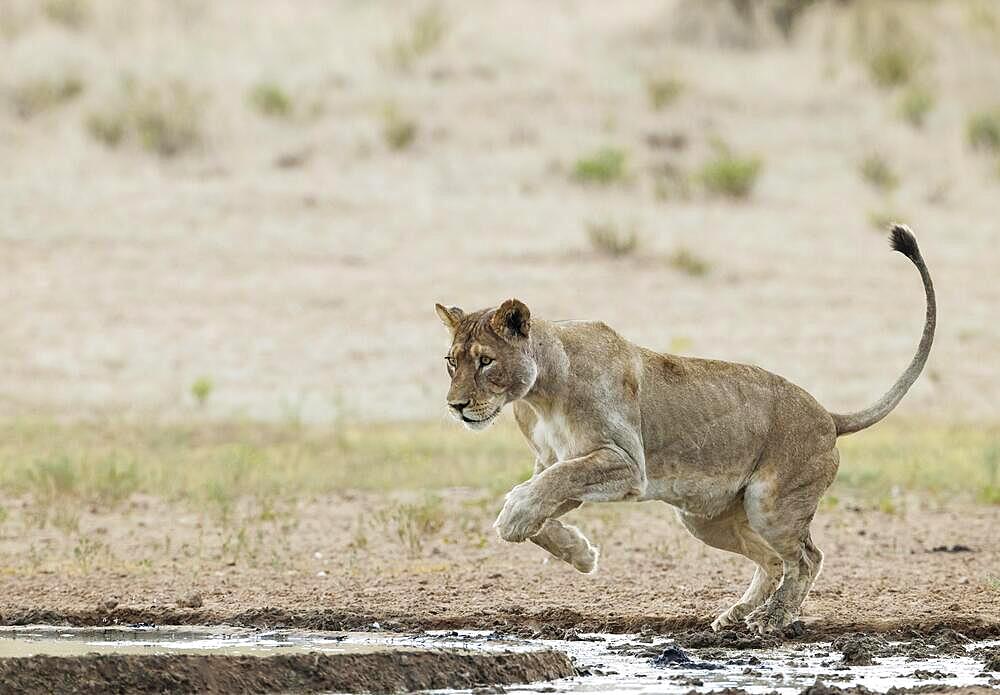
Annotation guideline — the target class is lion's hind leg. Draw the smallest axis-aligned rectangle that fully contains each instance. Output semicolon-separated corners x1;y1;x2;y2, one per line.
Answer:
676;506;783;632
742;447;838;634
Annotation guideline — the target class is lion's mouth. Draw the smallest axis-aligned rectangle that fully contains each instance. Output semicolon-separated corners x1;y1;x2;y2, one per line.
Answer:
460;407;501;427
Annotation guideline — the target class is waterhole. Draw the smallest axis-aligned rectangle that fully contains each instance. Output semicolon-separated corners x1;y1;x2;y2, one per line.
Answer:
0;626;997;694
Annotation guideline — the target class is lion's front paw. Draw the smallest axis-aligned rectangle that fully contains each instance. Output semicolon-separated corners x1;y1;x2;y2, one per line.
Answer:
744;602;795;635
494;484;549;543
570;541;599;574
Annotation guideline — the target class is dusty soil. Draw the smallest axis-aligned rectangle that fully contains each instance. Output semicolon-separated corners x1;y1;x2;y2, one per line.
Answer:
0;649;575;695
1;493;996;639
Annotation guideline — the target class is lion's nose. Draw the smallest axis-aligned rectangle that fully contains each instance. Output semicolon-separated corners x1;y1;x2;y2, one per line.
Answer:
448;399;470;413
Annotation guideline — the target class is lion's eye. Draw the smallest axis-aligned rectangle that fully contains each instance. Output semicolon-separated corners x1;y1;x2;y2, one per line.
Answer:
445;356;456;369
479;356;493;367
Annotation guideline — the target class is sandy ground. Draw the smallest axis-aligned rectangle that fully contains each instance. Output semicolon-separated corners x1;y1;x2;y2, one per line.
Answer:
1;492;997;637
1;0;999;424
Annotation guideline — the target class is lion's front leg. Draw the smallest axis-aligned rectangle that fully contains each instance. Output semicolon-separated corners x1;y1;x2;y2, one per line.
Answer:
494;446;643;544
494;478;558;543
531;518;600;573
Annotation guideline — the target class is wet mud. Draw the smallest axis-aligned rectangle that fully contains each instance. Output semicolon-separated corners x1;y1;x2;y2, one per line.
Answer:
0;649;575;695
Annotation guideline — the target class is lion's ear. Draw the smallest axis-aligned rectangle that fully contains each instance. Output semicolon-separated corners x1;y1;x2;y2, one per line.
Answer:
435;303;464;332
491;299;531;340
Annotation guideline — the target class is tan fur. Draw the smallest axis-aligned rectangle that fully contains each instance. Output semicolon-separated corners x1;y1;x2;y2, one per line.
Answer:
434;227;935;634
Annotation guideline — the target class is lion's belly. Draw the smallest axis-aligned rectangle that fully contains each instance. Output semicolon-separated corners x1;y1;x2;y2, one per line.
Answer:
640;456;754;517
638;410;769;516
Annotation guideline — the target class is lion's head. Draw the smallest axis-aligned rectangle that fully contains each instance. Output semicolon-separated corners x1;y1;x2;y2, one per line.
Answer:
434;298;538;430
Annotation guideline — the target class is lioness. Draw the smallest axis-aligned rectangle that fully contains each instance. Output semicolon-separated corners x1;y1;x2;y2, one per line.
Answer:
435;226;934;634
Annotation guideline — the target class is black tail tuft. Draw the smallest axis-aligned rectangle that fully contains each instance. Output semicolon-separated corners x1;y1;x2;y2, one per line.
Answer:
889;224;920;260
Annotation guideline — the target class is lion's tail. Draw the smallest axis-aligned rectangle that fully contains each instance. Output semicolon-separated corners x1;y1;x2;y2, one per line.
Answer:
829;225;936;437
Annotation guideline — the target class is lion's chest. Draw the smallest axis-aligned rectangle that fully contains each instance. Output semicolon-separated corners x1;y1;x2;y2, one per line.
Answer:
528;412;578;469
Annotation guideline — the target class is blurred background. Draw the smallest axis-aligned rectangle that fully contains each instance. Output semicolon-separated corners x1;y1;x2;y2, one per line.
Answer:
0;0;998;588
2;0;999;425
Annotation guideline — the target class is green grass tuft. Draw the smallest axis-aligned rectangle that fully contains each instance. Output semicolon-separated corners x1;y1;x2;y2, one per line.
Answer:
866;44;920;88
572;148;627;185
248;82;293;119
898;86;934;128
646;77;684;111
382;104;418;151
668;247;711;277
191;377;214;406
967;110;1000;152
699;149;762;199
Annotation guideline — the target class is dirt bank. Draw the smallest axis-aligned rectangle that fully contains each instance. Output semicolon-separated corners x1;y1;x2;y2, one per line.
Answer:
0;649;575;695
1;495;996;641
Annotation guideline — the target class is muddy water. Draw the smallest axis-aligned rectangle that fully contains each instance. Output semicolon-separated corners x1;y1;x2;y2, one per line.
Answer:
420;631;1000;694
1;626;997;694
0;625;388;658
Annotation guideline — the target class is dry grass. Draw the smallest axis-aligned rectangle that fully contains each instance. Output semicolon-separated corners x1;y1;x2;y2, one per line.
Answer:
0;420;997;515
967;109;1000;153
866;43;921;89
384;5;449;72
9;76;83;119
646;76;684;111
381;103;418;150
668;247;711;277
868;209;905;232
852;6;927;90
86;80;203;157
586;221;639;257
373;495;447;556
859;153;899;192
898;86;935;128
42;0;89;30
